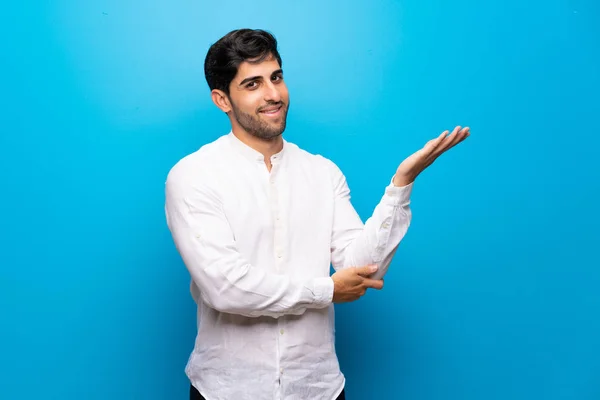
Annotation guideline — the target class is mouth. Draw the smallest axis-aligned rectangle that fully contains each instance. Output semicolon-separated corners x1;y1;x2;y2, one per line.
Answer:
259;104;283;118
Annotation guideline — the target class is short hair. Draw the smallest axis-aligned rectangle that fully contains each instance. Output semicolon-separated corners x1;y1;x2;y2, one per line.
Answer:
204;29;283;95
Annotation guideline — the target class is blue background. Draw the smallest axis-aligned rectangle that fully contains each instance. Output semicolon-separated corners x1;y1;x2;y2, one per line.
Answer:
1;1;599;399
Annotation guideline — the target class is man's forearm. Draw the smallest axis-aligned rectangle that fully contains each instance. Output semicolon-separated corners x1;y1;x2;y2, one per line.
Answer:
330;175;413;280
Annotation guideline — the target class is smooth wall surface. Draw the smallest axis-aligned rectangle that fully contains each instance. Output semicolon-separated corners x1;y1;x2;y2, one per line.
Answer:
1;1;599;399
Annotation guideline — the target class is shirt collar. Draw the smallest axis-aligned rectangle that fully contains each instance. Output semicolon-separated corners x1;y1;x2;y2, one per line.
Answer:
227;131;287;164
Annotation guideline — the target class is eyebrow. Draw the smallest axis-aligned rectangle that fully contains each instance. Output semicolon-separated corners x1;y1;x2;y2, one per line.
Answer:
238;69;284;86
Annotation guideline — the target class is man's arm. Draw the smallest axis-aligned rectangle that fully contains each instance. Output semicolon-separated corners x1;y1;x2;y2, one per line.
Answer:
328;160;413;281
165;172;334;319
329;125;471;280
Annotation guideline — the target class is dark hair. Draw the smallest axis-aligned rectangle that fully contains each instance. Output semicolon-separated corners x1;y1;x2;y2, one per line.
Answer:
204;29;283;95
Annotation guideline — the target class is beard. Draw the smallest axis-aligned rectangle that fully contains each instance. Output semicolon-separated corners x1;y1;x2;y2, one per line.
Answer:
230;100;289;141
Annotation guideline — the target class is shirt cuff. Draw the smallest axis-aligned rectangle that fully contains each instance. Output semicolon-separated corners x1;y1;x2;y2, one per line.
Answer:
383;175;413;206
311;277;334;307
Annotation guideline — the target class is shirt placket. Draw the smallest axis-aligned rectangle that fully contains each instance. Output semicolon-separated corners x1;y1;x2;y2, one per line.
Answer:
269;155;286;399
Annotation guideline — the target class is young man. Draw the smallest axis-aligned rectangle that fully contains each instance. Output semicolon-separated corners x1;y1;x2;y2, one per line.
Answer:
165;29;469;400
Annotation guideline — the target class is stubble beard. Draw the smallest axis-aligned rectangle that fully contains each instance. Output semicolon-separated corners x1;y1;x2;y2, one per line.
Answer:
230;100;289;141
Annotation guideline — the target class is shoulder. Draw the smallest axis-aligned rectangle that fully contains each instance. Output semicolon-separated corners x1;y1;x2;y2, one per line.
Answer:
165;134;228;195
286;141;344;176
286;141;349;196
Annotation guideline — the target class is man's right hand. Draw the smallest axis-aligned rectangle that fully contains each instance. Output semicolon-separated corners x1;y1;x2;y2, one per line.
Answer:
331;265;384;303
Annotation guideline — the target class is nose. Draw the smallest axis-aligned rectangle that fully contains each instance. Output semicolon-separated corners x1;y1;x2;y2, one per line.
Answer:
264;81;281;103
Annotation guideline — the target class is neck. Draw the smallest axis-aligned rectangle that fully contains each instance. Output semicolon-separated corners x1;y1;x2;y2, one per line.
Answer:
232;127;284;162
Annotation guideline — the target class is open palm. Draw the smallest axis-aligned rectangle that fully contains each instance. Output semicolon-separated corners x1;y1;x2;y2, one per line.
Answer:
393;126;470;186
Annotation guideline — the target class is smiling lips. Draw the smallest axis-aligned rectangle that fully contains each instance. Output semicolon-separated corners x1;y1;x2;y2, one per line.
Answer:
259;104;283;118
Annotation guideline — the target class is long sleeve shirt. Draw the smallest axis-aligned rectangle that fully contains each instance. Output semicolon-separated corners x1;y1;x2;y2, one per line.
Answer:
164;132;413;400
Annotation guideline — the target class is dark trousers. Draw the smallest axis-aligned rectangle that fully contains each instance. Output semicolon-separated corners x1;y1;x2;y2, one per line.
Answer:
190;385;346;400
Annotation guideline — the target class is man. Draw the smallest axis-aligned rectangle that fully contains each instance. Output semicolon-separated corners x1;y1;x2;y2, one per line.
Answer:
165;28;469;400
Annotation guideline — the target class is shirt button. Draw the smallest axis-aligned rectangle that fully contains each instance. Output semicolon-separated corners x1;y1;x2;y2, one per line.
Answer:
280;329;284;335
280;368;284;374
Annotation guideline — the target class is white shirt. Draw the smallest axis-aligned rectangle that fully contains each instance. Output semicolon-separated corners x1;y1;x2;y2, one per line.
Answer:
164;132;413;400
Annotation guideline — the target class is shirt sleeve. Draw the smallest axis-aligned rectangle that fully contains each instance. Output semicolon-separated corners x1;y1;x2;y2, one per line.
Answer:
164;169;334;319
328;160;413;280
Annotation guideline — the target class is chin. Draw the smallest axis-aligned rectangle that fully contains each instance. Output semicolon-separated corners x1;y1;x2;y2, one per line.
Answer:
265;130;284;140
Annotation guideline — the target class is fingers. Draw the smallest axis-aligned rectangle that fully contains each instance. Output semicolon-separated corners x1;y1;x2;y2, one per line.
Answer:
362;278;384;290
453;126;470;147
429;126;470;160
445;126;469;150
355;264;378;277
440;126;462;147
425;130;449;153
438;127;468;156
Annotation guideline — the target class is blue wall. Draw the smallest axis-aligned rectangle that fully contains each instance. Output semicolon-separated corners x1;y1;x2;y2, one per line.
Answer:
2;1;599;399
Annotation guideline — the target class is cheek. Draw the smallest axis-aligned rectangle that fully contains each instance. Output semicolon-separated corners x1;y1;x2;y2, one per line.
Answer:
250;93;267;112
233;95;261;114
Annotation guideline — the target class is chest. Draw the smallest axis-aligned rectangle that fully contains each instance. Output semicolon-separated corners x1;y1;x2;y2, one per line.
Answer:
219;161;335;246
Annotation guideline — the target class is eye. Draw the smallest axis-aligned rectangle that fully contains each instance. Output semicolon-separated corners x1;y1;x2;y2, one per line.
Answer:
246;81;259;90
272;74;283;82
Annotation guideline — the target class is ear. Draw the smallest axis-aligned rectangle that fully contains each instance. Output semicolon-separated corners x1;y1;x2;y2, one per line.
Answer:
211;89;232;113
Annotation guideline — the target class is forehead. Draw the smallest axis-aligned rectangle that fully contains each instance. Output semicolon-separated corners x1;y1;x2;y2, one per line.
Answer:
233;55;281;82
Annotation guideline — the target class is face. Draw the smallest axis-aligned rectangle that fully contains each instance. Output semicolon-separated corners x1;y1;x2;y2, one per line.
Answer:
216;55;290;141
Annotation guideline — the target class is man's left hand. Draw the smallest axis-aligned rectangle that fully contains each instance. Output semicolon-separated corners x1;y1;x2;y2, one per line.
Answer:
393;125;470;187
